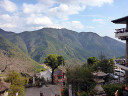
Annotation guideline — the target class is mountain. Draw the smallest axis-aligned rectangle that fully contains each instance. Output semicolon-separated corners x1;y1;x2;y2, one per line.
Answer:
0;28;125;64
0;34;43;74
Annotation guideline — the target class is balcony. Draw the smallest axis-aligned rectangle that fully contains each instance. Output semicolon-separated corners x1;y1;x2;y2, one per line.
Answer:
115;28;128;39
115;59;128;70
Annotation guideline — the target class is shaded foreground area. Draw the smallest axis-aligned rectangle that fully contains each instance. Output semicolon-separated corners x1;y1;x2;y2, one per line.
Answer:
25;84;61;96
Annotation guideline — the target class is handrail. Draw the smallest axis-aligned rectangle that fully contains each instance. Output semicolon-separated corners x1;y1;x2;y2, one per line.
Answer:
115;28;128;34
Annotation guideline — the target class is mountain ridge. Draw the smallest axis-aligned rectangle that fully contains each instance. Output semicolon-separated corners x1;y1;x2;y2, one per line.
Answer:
0;28;125;64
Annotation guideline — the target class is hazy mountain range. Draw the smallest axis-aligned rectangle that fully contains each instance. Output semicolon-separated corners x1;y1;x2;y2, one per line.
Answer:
0;28;125;65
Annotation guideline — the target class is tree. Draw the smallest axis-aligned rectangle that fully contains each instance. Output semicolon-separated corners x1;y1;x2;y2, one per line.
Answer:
6;71;25;96
87;57;98;65
66;65;94;94
99;52;106;61
98;58;114;73
44;54;64;84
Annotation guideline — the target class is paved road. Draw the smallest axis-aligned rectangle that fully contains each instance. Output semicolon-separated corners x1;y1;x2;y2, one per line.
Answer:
25;84;61;96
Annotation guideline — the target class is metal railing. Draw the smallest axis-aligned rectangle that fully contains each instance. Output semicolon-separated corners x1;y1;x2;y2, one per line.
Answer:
115;28;128;34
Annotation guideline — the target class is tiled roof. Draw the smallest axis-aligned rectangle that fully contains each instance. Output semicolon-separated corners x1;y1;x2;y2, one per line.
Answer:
93;71;107;77
0;79;10;93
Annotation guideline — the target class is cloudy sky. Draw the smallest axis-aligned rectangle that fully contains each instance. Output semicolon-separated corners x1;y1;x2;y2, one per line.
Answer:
0;0;128;39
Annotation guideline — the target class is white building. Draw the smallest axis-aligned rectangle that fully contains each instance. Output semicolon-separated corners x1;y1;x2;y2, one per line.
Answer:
37;69;52;81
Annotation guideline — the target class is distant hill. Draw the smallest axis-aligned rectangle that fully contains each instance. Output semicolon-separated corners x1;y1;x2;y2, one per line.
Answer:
0;28;125;64
0;34;43;75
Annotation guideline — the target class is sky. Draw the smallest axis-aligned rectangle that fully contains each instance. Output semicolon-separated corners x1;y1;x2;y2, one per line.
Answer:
0;0;128;39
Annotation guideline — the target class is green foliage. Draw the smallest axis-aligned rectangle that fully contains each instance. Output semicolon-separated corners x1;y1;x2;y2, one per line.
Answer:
80;91;88;96
6;71;25;96
63;87;69;96
0;73;3;77
66;56;115;95
0;28;125;64
35;67;46;73
0;35;43;73
98;58;114;73
66;65;94;94
9;85;25;96
87;57;98;65
103;84;123;96
44;54;58;69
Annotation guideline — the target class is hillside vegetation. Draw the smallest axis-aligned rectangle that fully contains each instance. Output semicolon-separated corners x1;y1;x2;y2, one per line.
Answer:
0;35;43;74
0;28;125;64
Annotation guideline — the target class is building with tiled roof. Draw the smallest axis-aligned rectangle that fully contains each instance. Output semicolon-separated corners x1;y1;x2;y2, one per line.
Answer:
0;79;10;96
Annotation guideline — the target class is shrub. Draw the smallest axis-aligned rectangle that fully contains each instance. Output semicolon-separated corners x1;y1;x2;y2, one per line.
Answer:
63;87;69;96
103;84;123;96
6;71;25;96
80;91;88;96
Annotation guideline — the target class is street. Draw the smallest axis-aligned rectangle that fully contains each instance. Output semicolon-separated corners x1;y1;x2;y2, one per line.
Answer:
25;84;61;96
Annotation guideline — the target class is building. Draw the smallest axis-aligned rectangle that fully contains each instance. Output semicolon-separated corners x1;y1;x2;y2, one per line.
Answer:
115;59;125;65
37;69;52;82
54;69;66;84
0;79;10;96
37;68;66;84
112;16;128;66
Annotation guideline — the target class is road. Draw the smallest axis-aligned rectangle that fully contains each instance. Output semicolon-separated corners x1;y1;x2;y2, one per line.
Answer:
25;84;61;96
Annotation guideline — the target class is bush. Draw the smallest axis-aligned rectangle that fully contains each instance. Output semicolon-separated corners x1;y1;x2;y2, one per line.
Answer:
63;87;69;96
103;84;123;96
80;91;88;96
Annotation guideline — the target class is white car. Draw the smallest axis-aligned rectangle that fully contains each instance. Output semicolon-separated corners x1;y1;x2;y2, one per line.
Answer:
109;74;119;79
114;69;125;77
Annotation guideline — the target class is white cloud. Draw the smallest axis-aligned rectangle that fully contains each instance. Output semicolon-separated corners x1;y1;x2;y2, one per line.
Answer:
23;3;43;14
92;19;104;24
34;17;52;25
61;21;84;30
0;0;17;12
57;0;113;6
0;0;114;32
1;14;12;22
22;0;113;20
0;23;16;28
82;0;113;7
47;4;85;20
26;15;53;25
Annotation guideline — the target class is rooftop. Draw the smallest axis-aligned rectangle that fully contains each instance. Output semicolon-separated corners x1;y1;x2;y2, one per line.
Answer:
0;79;10;94
112;16;128;24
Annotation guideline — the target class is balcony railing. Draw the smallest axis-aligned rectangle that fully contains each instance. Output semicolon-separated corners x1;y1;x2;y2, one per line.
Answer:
115;28;128;34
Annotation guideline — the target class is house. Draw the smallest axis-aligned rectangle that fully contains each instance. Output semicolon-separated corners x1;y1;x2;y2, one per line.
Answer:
0;79;10;96
54;69;66;84
37;69;52;82
37;68;66;84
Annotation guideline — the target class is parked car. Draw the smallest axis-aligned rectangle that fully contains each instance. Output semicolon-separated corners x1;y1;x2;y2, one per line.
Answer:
114;69;125;77
109;73;119;79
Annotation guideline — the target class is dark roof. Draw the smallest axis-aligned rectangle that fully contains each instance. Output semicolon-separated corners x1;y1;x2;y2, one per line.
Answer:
93;71;107;77
0;79;10;93
111;16;128;24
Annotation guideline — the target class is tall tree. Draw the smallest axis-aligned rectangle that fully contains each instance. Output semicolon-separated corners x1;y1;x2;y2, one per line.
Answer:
44;54;64;84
